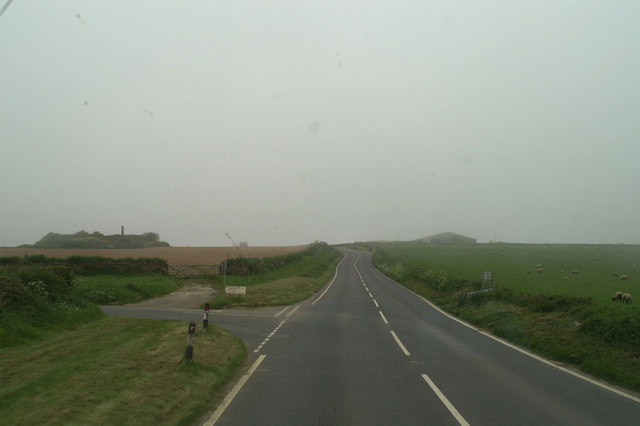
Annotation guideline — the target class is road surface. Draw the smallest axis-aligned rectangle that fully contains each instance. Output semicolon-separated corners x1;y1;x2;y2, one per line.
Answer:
104;249;640;425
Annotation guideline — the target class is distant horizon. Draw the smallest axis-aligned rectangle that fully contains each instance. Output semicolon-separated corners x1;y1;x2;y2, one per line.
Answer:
2;2;639;253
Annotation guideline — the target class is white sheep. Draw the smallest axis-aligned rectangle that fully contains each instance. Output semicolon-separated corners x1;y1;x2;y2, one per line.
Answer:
622;293;632;304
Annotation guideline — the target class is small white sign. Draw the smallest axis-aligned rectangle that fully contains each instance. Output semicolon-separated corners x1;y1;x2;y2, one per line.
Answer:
482;271;493;281
225;286;247;295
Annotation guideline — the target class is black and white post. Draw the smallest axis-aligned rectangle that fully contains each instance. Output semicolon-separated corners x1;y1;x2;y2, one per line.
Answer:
185;322;196;361
203;303;210;331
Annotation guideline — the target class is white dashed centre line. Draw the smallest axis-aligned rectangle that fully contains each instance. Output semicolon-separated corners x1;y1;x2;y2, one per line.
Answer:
379;311;389;324
390;330;411;356
422;373;470;426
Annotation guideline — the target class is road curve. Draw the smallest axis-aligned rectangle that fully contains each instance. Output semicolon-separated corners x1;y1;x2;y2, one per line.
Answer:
104;249;640;425
208;249;640;425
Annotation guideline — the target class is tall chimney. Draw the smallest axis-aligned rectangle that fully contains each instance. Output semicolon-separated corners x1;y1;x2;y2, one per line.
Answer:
121;226;124;236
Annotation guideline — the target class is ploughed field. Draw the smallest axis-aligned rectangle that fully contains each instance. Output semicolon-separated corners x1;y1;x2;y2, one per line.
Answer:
0;245;308;266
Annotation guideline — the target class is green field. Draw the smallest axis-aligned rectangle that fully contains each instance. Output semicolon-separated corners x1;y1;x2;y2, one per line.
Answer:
371;243;640;392
375;244;639;304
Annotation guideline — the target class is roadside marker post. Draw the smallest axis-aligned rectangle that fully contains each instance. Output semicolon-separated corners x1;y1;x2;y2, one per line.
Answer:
481;270;494;289
203;303;209;331
185;322;196;361
222;261;227;298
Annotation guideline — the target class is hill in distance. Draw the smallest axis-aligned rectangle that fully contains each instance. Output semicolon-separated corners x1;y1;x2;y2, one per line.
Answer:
19;231;170;249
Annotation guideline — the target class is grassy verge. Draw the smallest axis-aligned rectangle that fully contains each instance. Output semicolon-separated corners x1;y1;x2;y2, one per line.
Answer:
0;245;339;424
76;274;180;305
209;243;342;308
0;317;246;426
371;244;640;393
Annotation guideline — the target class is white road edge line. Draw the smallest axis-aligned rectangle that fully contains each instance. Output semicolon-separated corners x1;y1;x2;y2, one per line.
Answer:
274;306;289;317
422;373;470;426
379;311;389;324
312;254;347;305
203;354;267;426
286;305;300;318
372;266;640;404
390;330;410;356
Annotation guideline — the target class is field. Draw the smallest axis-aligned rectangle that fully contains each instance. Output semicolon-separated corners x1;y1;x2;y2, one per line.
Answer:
371;243;640;391
0;245;308;266
374;244;639;305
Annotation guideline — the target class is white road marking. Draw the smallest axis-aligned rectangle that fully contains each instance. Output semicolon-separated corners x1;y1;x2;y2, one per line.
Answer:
422;373;470;426
312;254;347;305
372;265;640;404
254;306;300;353
379;311;389;324
390;330;410;356
373;299;379;308
275;307;289;317
203;355;266;426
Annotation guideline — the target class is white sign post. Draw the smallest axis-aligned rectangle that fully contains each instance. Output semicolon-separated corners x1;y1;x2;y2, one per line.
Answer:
481;270;494;289
225;286;246;295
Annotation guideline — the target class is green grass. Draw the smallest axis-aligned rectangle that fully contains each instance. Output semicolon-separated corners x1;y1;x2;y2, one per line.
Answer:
75;274;180;305
0;317;246;426
375;244;639;304
209;244;342;308
371;243;640;392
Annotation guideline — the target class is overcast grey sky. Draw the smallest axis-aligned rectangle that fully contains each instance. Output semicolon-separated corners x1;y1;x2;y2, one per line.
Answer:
1;1;639;247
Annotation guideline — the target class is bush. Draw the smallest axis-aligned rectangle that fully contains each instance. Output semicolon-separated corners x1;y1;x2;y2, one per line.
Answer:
0;255;169;275
225;242;331;276
580;308;640;350
0;266;104;347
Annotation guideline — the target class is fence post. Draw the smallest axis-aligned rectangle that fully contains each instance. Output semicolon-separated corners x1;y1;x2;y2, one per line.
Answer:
185;322;196;360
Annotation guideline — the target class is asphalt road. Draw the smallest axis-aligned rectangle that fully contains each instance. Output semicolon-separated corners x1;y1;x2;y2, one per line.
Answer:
103;249;640;425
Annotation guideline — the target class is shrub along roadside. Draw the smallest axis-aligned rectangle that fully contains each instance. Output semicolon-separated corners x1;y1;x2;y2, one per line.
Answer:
372;248;640;393
0;266;104;347
0;254;168;275
209;242;341;309
0;257;178;348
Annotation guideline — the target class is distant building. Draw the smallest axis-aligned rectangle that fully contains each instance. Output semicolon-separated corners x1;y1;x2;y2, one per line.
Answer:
413;232;477;245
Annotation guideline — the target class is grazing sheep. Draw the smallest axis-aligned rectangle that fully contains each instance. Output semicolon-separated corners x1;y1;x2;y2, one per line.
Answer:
622;293;632;304
536;264;543;269
612;291;623;302
572;269;579;274
564;276;571;280
612;272;618;277
537;267;544;273
620;274;629;281
525;269;531;273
